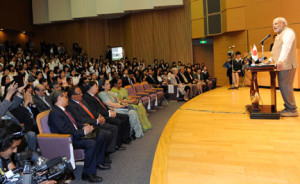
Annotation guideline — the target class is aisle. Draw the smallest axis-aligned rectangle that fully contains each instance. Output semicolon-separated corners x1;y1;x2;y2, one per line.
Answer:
151;87;300;184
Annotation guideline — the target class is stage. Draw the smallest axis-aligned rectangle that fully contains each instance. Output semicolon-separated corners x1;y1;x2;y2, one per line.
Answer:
150;86;300;184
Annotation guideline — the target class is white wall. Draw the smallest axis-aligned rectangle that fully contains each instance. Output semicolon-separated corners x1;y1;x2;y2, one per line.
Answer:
154;0;183;7
96;0;124;15
32;0;184;24
71;0;97;18
48;0;72;21
32;0;50;24
123;0;153;11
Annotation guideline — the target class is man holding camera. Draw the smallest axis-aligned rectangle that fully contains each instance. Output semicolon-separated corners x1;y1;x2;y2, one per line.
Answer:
0;120;56;184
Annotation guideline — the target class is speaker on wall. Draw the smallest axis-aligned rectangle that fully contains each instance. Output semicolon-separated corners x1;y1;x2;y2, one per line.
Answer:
203;0;221;35
207;14;221;35
207;0;220;14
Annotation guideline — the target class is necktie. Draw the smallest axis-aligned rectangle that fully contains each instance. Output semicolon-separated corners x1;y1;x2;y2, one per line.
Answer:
41;96;51;108
94;96;107;111
79;101;95;119
182;74;188;83
64;110;78;129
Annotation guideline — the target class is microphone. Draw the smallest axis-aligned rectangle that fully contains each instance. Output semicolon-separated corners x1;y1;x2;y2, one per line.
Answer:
258;56;268;62
259;34;271;44
229;45;235;49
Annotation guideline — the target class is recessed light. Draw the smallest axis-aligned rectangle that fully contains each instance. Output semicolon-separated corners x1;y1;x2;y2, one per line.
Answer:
22;31;26;34
0;28;3;31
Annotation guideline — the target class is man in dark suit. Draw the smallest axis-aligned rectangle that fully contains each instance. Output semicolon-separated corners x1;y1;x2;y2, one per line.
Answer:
48;90;110;183
82;81;131;149
66;86;118;161
146;68;157;85
105;46;112;62
32;84;52;113
121;69;132;87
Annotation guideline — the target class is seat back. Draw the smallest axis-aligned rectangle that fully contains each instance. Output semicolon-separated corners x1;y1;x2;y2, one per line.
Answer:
141;82;152;91
37;110;51;133
36;110;85;162
124;85;136;96
133;83;144;93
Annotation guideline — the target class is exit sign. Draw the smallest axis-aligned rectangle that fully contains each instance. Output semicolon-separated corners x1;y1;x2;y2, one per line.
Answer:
200;40;207;44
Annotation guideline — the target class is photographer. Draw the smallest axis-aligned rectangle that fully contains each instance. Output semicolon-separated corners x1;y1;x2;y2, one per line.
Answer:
0;120;56;184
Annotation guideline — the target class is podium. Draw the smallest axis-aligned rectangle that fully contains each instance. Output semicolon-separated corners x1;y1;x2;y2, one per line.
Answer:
246;64;280;119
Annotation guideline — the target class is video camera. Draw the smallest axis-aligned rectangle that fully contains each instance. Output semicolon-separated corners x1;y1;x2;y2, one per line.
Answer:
0;151;74;184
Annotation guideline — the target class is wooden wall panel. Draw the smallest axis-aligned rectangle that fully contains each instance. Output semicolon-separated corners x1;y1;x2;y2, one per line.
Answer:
33;21;88;56
191;0;203;20
280;0;300;25
0;0;34;32
225;0;245;9
226;7;245;32
130;12;155;64
153;10;171;63
0;31;30;48
192;19;205;39
245;0;280;30
213;31;248;86
193;45;214;75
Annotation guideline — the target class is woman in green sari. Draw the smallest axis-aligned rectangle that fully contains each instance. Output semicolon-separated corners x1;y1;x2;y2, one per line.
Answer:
110;78;152;132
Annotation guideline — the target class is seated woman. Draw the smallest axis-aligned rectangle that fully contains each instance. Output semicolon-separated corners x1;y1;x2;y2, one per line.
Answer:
99;80;144;138
202;66;213;90
168;67;191;101
110;78;152;133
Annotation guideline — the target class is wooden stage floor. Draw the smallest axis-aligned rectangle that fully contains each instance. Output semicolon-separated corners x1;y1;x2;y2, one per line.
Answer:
150;86;300;184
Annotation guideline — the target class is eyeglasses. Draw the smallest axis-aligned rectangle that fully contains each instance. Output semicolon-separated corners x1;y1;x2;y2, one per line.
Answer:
74;92;82;95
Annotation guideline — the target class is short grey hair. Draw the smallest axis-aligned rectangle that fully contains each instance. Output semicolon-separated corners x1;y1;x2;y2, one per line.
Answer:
273;17;288;26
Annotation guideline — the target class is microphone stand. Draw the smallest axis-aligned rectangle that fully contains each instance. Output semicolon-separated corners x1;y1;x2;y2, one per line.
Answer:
228;47;237;90
261;41;265;64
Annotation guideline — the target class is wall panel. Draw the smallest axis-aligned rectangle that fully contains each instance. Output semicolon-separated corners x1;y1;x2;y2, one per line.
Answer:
245;0;280;30
0;0;34;31
71;0;97;18
226;7;245;32
213;31;247;86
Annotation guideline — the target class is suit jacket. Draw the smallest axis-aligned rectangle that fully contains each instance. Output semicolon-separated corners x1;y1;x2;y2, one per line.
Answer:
48;105;84;139
32;95;52;113
185;72;194;83
146;75;157;85
178;72;189;84
122;76;131;87
66;99;98;126
82;93;110;118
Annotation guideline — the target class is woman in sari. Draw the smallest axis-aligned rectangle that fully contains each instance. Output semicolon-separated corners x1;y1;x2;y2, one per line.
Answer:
110;78;152;132
99;80;144;138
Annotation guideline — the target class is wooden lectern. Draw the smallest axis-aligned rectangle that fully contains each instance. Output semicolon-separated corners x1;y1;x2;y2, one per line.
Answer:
246;64;280;119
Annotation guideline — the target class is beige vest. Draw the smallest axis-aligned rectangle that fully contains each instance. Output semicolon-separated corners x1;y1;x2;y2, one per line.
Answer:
271;27;298;70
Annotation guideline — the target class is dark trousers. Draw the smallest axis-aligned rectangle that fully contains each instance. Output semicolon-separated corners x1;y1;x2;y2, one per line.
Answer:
98;123;118;153
106;113;130;146
73;132;105;175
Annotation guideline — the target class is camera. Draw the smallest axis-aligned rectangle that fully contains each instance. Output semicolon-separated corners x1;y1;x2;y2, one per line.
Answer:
0;151;74;184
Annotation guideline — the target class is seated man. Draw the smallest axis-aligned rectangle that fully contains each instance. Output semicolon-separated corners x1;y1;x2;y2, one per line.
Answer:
66;86;118;162
83;81;131;149
48;90;110;183
32;84;52;113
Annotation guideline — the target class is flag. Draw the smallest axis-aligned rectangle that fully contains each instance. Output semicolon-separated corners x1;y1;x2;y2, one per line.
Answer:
252;44;258;61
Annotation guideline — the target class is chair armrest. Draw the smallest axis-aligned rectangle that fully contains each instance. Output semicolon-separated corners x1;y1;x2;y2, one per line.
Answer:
38;133;71;138
136;92;149;97
152;88;164;91
129;95;141;99
144;90;156;93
